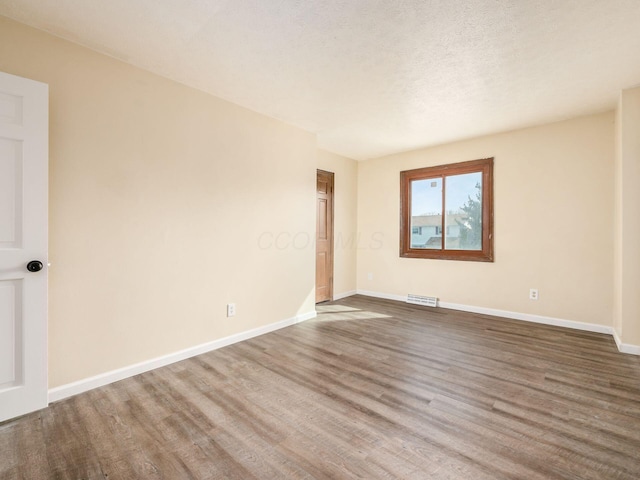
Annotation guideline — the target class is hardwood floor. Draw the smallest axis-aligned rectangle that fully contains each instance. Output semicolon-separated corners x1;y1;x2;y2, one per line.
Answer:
2;295;640;479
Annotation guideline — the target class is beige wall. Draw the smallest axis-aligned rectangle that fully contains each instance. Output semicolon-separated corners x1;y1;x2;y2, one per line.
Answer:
0;17;317;388
357;113;615;327
0;15;635;391
317;150;358;297
615;86;640;346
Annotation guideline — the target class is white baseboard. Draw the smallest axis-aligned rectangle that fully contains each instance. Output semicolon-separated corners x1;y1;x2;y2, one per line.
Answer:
333;290;357;300
356;289;639;355
612;329;640;355
437;300;614;335
356;289;406;302
48;310;317;403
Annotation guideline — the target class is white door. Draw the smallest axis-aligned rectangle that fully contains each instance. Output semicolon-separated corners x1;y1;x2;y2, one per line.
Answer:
0;71;48;423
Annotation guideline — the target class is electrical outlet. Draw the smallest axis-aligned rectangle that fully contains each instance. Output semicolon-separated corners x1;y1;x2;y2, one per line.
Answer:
227;303;236;317
367;272;373;280
529;289;539;301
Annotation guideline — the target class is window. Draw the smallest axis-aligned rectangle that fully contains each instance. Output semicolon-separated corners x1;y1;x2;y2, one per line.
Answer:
400;157;494;261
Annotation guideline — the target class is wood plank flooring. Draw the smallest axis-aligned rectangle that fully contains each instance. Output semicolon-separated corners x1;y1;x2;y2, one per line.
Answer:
2;295;640;479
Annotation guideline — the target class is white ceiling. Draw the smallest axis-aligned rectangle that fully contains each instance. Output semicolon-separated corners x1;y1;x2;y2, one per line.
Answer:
1;1;640;160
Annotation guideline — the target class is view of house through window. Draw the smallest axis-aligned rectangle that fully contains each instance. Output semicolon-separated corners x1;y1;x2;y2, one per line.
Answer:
400;158;493;261
411;171;482;250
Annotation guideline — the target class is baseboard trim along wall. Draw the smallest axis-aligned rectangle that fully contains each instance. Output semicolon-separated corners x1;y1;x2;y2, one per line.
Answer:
48;290;640;404
48;310;317;403
355;289;640;355
612;329;640;355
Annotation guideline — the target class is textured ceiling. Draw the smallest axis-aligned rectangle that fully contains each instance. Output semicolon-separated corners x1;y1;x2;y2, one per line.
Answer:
1;0;640;160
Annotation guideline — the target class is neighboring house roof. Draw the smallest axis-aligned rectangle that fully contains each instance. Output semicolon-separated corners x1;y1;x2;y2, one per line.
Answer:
412;214;466;227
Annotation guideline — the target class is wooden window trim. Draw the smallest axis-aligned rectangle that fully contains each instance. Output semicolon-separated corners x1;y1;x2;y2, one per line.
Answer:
400;157;494;262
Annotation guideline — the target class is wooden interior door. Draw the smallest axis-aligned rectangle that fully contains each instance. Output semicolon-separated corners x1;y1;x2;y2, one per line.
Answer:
0;71;48;422
316;170;334;303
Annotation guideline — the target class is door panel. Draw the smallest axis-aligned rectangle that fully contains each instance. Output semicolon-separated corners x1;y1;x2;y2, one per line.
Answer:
0;137;22;247
0;280;21;387
0;71;48;423
315;170;333;303
317;198;327;239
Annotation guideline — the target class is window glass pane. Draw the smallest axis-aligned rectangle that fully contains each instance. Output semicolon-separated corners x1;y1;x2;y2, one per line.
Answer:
410;178;442;249
445;172;482;250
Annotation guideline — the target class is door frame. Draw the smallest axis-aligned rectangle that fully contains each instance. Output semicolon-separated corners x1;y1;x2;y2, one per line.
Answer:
316;169;334;303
